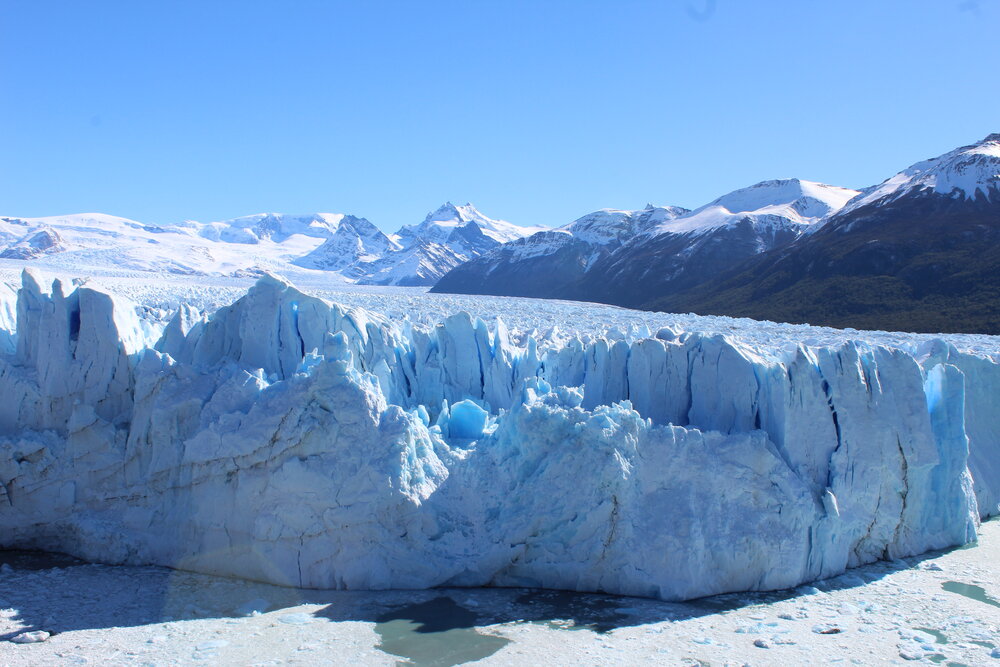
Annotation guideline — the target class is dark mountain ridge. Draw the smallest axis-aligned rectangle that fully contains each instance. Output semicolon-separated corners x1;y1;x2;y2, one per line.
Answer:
659;189;1000;334
433;135;1000;334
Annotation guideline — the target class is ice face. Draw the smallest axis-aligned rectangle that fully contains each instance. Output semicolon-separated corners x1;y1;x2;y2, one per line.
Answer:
443;399;490;441
0;272;997;600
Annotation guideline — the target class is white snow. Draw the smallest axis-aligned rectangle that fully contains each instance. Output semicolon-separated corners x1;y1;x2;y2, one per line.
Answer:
562;205;690;246
840;133;1000;214
0;203;546;287
1;269;998;602
362;202;547;285
453;204;690;273
0;212;351;278
395;202;546;246
653;179;860;236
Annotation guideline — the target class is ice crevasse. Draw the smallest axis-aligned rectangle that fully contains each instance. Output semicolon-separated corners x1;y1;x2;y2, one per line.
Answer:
0;270;998;601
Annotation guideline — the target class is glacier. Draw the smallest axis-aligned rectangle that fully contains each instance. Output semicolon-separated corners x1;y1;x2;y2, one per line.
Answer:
1;270;998;601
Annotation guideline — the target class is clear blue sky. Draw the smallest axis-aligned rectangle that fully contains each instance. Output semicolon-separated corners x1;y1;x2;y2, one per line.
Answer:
2;0;998;231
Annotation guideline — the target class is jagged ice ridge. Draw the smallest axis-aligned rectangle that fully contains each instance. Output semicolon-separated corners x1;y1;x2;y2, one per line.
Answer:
1;271;998;601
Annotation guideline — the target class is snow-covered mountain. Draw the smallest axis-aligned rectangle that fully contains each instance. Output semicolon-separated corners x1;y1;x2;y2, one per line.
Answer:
293;215;399;275
178;212;352;244
431;204;690;298
395;202;545;246
358;203;547;286
838;132;1000;216
656;178;859;235
437;135;1000;334
0;203;542;286
433;179;858;303
631;133;1000;333
566;204;691;244
0;212;360;277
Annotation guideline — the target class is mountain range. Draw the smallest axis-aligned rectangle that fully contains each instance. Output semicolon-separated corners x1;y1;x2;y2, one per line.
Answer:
432;179;859;303
433;134;1000;334
3;134;998;333
0;202;542;286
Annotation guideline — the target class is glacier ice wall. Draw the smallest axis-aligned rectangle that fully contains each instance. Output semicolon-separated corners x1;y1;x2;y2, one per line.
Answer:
0;271;997;601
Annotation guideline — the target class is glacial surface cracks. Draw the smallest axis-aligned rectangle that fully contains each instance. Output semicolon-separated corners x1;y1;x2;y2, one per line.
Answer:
0;270;996;601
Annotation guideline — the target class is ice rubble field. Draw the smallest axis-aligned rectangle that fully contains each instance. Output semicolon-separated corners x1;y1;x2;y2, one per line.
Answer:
1;266;999;603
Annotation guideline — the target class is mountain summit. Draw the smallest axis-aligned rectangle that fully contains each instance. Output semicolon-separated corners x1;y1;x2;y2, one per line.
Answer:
659;178;858;234
356;203;546;286
395;202;545;246
839;133;1000;216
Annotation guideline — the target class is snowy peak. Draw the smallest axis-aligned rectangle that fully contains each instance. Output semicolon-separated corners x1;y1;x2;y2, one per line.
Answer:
3;212;156;235
398;202;546;246
710;179;858;219
841;133;1000;214
421;202;505;231
564;205;689;246
293;215;397;273
359;240;467;286
186;212;354;244
356;202;550;285
424;201;481;225
430;202;694;299
655;178;859;235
